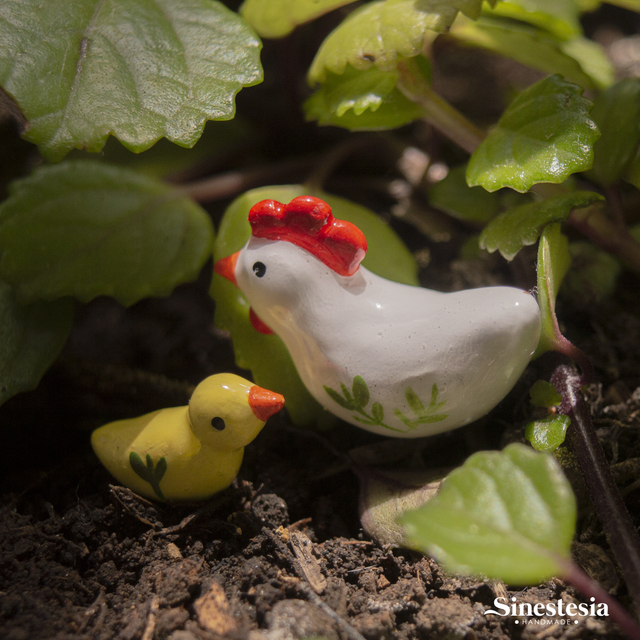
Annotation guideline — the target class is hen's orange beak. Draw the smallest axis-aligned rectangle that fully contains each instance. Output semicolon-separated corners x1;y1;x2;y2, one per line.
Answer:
214;251;240;287
248;386;285;422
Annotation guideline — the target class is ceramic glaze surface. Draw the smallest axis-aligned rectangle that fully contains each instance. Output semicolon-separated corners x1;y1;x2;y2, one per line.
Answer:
91;374;284;501
217;196;541;438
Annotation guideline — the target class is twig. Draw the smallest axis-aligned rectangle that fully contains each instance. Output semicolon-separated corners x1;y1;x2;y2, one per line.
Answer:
561;560;640;640
176;157;318;203
141;597;159;640
552;365;640;615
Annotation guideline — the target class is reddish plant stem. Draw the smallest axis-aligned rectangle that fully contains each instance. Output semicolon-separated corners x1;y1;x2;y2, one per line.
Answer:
561;561;640;639
552;365;640;616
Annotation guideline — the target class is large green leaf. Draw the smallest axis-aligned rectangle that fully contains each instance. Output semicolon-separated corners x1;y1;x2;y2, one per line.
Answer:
308;0;468;83
0;161;214;306
211;184;419;427
0;0;262;162
590;79;640;186
240;0;357;38
0;281;74;407
401;443;576;584
479;191;603;260
449;16;609;93
304;64;426;130
467;75;600;193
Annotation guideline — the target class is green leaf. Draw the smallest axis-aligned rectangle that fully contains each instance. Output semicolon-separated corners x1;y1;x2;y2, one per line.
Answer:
535;223;572;356
559;37;615;91
484;0;582;40
241;0;357;38
429;165;501;224
479;191;603;261
308;0;464;83
0;0;262;162
324;385;355;410
129;452;149;480
155;457;168;483
449;16;609;92
405;387;425;414
371;402;385;422
401;443;577;584
467;75;600;193
562;241;623;307
529;380;561;408
304;64;425;131
352;376;371;408
211;184;419;427
590;79;640;186
0;281;73;407
525;415;571;451
0;161;214;306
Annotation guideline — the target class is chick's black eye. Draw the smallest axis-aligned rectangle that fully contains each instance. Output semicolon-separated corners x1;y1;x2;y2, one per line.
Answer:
253;262;266;278
211;417;226;431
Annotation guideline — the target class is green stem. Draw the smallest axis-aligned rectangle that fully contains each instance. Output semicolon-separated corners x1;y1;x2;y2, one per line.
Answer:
396;58;485;155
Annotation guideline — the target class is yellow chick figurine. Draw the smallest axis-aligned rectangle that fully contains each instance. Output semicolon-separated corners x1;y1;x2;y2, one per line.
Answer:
91;373;284;501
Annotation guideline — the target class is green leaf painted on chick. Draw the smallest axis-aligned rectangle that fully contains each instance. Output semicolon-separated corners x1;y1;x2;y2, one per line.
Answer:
0;280;74;407
129;452;167;501
0;0;262;162
467;75;600;193
0;161;214;306
401;443;576;584
211;185;418;427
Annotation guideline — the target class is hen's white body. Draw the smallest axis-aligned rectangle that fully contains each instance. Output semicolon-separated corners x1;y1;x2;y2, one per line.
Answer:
234;238;541;438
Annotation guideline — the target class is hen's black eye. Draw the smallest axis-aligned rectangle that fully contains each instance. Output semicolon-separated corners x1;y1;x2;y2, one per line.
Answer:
253;262;266;278
211;417;226;431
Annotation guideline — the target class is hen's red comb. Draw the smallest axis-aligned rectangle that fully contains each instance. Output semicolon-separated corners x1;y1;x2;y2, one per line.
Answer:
248;196;367;277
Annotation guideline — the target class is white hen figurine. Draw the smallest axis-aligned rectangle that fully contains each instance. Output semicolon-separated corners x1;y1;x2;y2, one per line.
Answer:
215;196;541;438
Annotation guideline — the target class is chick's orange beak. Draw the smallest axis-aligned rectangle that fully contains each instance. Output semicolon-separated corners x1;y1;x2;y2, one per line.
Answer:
248;385;285;422
214;251;240;287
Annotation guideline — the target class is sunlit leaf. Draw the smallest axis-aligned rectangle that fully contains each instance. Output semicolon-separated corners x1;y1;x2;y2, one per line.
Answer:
479;191;603;260
308;0;465;83
590;79;640;186
401;443;576;584
484;0;581;40
241;0;357;38
304;63;426;130
525;415;570;451
559;37;614;91
467;75;600;193
450;17;606;92
0;281;73;407
0;161;214;306
211;184;418;427
0;0;262;162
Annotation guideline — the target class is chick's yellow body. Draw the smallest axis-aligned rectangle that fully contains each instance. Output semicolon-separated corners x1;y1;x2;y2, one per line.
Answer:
91;407;243;501
91;374;284;502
